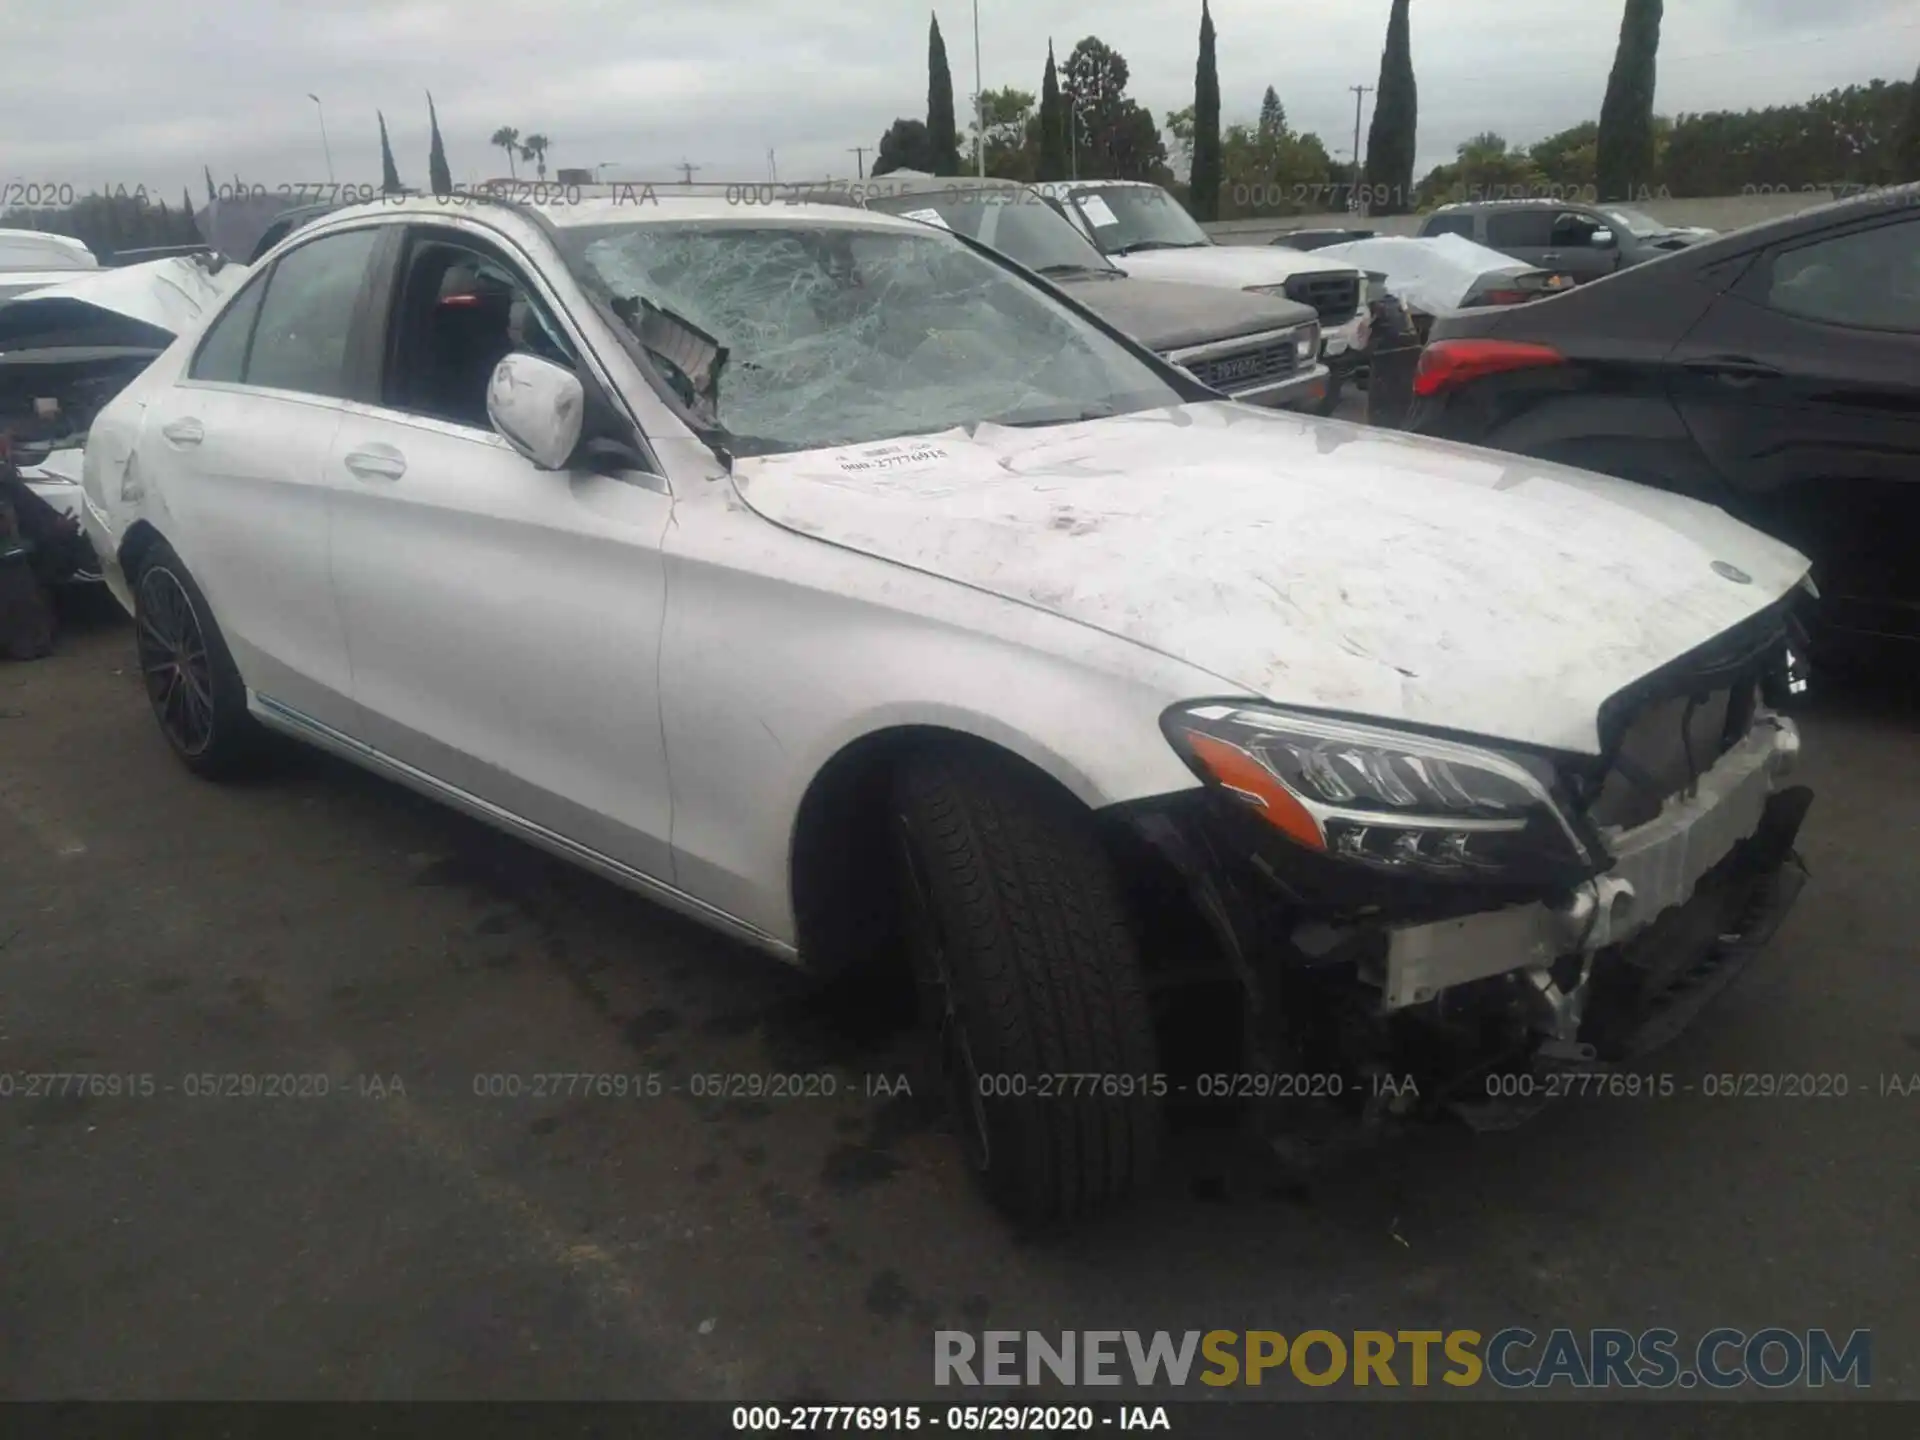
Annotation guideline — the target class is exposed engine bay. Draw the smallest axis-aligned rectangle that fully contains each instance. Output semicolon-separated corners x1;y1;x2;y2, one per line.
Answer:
0;351;154;465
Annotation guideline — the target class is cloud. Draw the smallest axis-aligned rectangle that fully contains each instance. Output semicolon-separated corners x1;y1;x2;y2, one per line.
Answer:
2;0;1913;197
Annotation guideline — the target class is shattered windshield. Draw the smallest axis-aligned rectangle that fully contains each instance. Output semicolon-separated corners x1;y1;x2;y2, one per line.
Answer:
1070;187;1212;255
563;221;1180;456
861;188;1120;277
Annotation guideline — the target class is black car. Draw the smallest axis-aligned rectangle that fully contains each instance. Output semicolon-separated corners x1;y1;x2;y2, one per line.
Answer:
1408;186;1920;656
1420;200;1713;284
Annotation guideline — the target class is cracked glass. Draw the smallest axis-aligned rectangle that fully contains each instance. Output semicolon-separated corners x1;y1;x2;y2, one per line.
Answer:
563;221;1183;456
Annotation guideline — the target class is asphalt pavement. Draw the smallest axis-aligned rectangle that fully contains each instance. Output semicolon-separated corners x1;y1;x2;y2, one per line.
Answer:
3;585;1916;1403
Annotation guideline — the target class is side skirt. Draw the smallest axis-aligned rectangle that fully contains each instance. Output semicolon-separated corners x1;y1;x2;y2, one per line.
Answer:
248;692;800;965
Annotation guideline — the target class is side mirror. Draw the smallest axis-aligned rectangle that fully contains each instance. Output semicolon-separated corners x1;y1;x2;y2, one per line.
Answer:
1589;227;1617;249
488;352;584;470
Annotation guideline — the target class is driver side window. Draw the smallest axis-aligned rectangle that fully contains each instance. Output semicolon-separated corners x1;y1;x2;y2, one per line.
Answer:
382;230;578;430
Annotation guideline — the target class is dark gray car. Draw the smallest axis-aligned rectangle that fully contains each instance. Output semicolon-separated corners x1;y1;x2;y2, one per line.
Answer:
1420;200;1714;284
852;177;1329;409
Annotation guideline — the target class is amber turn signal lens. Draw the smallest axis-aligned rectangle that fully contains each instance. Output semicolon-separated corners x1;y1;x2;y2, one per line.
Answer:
1182;730;1326;851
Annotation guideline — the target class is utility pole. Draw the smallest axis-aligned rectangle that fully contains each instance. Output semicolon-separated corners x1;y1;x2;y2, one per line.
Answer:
1349;84;1373;212
675;159;702;186
973;0;986;178
847;146;868;179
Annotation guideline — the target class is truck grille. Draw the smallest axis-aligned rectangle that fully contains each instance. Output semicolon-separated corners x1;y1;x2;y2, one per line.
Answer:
1284;273;1361;327
1179;336;1299;394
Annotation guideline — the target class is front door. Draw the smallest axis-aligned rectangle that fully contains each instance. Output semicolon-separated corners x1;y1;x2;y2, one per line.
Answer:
324;222;679;879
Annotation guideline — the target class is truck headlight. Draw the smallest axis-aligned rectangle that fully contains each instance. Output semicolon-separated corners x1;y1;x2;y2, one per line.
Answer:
1162;703;1592;879
1294;325;1320;363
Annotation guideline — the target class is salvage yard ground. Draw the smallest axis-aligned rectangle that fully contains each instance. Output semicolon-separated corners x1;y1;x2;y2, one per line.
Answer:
3;586;1917;1401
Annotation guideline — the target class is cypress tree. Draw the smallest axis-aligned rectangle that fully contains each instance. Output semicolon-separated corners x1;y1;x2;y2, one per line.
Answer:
427;91;453;195
927;14;961;175
1190;1;1222;220
180;187;199;242
1363;0;1417;215
1039;41;1068;181
379;111;404;194
1596;0;1665;202
204;166;217;205
1259;86;1287;139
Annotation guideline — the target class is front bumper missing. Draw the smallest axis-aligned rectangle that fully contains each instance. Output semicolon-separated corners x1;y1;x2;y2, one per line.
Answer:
1374;713;1804;1028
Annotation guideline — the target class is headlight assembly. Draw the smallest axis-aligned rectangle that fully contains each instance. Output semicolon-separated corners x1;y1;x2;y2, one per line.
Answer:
1163;703;1593;880
1293;324;1320;363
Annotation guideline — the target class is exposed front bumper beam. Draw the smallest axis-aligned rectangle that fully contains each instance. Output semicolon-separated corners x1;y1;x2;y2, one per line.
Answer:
1377;713;1803;1013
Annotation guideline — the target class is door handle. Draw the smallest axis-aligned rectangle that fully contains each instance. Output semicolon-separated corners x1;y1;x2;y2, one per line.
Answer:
160;418;204;446
343;447;406;482
1682;355;1782;386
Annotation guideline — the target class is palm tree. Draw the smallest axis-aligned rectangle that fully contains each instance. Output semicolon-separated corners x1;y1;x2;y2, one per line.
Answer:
520;133;551;180
490;126;521;178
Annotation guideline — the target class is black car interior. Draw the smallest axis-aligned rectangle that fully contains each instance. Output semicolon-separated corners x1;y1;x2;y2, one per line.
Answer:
385;238;576;429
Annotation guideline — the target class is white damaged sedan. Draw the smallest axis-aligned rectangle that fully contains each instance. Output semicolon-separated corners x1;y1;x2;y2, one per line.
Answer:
80;196;1813;1224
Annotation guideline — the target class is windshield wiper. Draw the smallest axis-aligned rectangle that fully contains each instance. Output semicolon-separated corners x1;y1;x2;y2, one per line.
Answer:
1109;239;1206;255
991;405;1119;429
1036;263;1120;279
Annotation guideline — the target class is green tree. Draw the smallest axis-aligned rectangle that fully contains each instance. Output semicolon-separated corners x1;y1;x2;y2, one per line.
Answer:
1415;132;1544;208
490;126;521;179
1596;0;1664;201
1897;63;1920;181
204;166;217;205
378;112;404;194
180;186;198;240
1190;2;1223;220
1164;104;1196;175
1529;121;1600;192
521;133;551;180
967;88;1037;178
1038;41;1069;180
927;13;962;175
427;92;453;194
1063;37;1168;182
873;117;936;176
1363;0;1417;214
1258;86;1287;140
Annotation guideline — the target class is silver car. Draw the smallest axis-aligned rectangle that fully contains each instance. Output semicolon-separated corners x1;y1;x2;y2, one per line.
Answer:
80;195;1813;1225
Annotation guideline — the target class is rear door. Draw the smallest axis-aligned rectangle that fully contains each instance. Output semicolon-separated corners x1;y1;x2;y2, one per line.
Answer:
1667;210;1920;638
138;225;384;728
323;219;679;880
1483;208;1557;270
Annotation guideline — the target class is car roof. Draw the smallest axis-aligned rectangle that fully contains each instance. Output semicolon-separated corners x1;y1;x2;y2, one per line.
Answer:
300;192;935;236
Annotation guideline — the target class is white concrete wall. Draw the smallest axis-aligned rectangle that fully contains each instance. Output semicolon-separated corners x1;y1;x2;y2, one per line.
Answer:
1203;191;1837;245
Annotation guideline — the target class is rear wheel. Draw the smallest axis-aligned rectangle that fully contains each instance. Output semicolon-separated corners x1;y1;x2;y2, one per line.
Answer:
891;746;1161;1226
131;541;273;778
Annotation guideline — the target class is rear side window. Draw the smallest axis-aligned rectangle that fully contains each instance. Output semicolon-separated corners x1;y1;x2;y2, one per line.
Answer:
1485;211;1555;247
1764;217;1920;332
189;274;269;383
1424;213;1475;238
243;228;382;398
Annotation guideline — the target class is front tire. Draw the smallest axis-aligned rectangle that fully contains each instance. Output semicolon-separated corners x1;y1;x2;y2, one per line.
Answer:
892;746;1161;1226
131;541;272;779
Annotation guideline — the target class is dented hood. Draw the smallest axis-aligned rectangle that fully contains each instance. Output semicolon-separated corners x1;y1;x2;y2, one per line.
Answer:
732;403;1809;755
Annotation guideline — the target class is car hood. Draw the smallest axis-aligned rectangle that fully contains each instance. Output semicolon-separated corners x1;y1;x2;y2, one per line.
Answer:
731;402;1809;755
1113;244;1359;290
1063;275;1316;352
0;256;248;352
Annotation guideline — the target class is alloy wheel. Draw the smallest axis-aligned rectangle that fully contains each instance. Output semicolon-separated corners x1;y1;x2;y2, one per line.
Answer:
136;566;216;757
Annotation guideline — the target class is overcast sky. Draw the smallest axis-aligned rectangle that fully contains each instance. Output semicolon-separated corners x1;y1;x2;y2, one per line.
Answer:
5;0;1917;201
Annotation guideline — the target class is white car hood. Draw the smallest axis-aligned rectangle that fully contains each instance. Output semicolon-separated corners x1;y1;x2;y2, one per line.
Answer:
732;403;1809;754
1114;245;1358;289
1314;234;1530;314
0;256;248;348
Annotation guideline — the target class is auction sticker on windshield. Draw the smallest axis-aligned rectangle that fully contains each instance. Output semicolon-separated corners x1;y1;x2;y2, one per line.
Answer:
901;208;952;229
1076;193;1120;227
